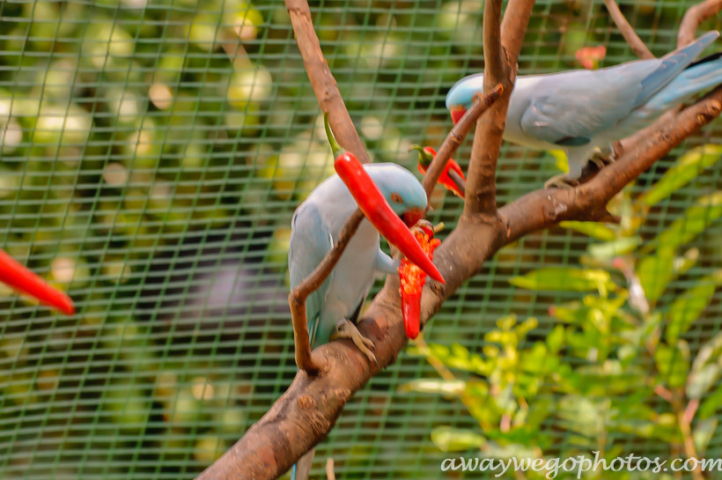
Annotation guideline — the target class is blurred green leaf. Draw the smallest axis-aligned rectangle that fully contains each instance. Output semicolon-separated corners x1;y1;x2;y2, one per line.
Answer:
686;364;719;400
641;145;722;207
694;418;717;456
698;384;722;420
666;271;722;344
653;192;722;252
509;268;614;293
430;427;486;452
398;379;465;397
588;237;641;260
638;253;675;303
559;221;617;241
655;344;690;389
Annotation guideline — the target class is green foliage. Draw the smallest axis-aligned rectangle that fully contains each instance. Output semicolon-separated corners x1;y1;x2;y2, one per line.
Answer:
407;145;722;477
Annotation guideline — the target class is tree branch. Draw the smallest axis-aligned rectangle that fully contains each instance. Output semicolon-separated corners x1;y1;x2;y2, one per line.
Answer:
421;85;504;200
678;0;722;47
286;0;369;163
603;0;655;59
465;0;535;216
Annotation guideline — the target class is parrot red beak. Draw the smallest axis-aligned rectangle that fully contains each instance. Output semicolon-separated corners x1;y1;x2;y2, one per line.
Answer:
0;249;75;315
403;208;424;228
450;107;467;125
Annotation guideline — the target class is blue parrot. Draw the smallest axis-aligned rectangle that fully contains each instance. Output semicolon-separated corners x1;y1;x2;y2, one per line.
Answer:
288;162;428;480
445;31;722;187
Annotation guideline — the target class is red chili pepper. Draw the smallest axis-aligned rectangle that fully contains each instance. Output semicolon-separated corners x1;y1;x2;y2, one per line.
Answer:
324;114;445;284
399;220;441;339
0;249;75;315
411;146;466;198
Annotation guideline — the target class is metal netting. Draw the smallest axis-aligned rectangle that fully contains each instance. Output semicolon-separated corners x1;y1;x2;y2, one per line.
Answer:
1;0;722;479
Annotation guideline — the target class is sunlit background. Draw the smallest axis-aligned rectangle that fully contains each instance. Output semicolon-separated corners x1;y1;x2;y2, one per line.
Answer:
1;0;722;478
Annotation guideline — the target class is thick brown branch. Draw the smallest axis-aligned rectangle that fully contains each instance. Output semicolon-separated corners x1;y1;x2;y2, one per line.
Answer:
678;0;722;47
286;0;369;163
465;0;535;217
603;0;655;59
421;85;503;199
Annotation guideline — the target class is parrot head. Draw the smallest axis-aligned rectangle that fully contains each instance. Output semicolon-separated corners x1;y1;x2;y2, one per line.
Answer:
445;72;485;125
365;163;427;227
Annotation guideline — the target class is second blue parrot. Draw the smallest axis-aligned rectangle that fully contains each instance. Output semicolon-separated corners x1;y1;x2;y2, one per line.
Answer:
445;31;722;187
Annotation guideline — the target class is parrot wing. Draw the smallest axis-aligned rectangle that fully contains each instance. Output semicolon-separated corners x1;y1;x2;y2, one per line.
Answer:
520;31;719;146
289;202;333;347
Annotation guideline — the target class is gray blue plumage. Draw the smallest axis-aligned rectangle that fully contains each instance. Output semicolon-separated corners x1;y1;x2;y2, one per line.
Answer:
288;163;427;480
445;31;722;182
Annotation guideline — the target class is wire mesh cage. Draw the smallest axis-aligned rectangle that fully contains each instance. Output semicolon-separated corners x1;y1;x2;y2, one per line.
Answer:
1;0;722;479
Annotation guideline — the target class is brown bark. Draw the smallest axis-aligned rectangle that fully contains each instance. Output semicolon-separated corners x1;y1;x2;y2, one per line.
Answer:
678;0;722;47
465;0;535;216
603;0;655;59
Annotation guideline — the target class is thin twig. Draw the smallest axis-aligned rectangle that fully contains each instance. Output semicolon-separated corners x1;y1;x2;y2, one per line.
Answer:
421;85;504;199
326;457;336;480
286;0;369;163
603;0;655;59
289;209;365;372
678;0;722;47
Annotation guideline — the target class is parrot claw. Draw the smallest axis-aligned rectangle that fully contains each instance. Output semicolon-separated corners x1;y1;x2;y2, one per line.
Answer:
544;173;578;189
331;319;377;364
588;152;615;171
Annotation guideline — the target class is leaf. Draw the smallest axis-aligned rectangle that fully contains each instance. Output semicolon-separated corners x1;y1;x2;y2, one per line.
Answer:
698;384;722;419
559;221;617;241
641;145;722;207
546;325;565;354
588;237;641;260
430;426;486;452
509;268;614;293
694;418;717;456
398;379;465;397
666;272;722;344
637;253;675;303
655;344;690;389
653;192;722;252
686;364;720;400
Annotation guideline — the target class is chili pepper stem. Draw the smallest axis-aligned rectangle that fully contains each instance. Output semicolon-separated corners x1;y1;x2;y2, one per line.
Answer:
409;145;434;167
323;113;345;158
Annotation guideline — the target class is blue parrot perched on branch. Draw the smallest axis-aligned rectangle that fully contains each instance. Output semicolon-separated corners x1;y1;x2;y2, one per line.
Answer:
288;162;429;480
445;31;722;187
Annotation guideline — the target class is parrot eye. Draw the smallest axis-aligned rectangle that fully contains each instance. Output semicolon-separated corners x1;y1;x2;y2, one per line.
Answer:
391;193;402;204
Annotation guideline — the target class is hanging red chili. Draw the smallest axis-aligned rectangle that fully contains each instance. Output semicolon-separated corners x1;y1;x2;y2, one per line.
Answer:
0;249;75;315
399;220;441;339
324;114;445;284
411;145;466;198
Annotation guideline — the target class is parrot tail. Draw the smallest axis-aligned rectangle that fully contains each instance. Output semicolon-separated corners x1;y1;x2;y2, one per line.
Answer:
642;52;722;114
291;448;315;480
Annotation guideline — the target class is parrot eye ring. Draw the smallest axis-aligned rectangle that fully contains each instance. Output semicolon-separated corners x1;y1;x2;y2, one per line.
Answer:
391;193;402;203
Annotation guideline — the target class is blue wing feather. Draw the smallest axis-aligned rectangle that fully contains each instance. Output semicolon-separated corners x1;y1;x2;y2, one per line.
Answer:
519;32;719;145
289;202;332;348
